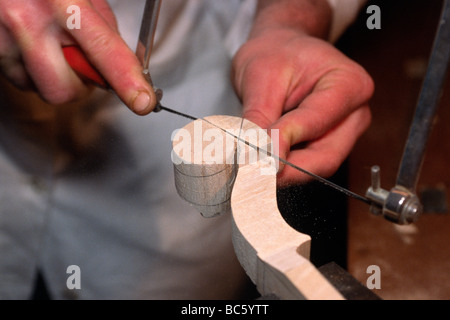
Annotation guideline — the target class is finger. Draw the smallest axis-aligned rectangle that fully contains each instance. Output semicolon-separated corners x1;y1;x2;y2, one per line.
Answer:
0;23;32;88
90;0;119;32
236;57;290;130
1;0;91;103
51;0;157;115
0;56;34;89
19;33;89;104
277;105;372;187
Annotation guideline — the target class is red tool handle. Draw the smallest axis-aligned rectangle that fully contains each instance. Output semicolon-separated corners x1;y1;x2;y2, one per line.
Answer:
62;45;108;89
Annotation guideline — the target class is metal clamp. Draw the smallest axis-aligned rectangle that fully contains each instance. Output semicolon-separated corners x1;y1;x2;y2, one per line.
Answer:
366;0;450;225
366;166;422;224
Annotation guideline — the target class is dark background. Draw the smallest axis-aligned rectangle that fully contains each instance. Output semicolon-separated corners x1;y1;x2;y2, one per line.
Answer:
341;0;449;299
280;0;450;299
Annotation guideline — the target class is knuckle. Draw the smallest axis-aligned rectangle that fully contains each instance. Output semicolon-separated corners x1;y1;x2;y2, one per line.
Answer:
39;84;85;105
84;28;115;56
0;60;31;89
0;5;33;35
243;108;273;129
89;31;111;50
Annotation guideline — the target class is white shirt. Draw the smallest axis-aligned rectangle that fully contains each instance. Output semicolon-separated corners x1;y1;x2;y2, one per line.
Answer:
0;0;364;299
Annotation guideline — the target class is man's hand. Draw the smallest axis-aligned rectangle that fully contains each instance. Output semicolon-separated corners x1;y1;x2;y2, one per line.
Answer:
232;0;373;186
0;0;156;115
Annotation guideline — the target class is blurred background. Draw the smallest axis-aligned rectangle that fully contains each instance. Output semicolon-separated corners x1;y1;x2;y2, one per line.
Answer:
337;0;450;299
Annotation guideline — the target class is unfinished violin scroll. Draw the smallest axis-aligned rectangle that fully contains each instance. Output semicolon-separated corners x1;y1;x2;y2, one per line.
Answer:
171;115;271;217
171;115;343;299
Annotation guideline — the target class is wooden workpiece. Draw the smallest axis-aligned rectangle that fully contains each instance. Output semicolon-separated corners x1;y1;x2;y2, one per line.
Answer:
172;115;343;300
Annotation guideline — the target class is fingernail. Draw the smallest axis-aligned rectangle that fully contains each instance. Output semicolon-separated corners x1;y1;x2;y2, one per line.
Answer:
133;91;151;114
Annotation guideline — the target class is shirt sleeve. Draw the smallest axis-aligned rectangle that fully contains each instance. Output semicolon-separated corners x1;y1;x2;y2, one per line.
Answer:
326;0;368;42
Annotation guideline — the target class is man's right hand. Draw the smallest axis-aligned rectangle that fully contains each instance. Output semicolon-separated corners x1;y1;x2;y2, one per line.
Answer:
0;0;157;115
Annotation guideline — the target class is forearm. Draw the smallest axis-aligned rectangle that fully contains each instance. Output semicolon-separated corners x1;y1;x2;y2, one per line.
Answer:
251;0;333;39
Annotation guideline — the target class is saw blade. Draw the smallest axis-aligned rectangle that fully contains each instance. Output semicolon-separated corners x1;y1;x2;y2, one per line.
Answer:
159;105;372;205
